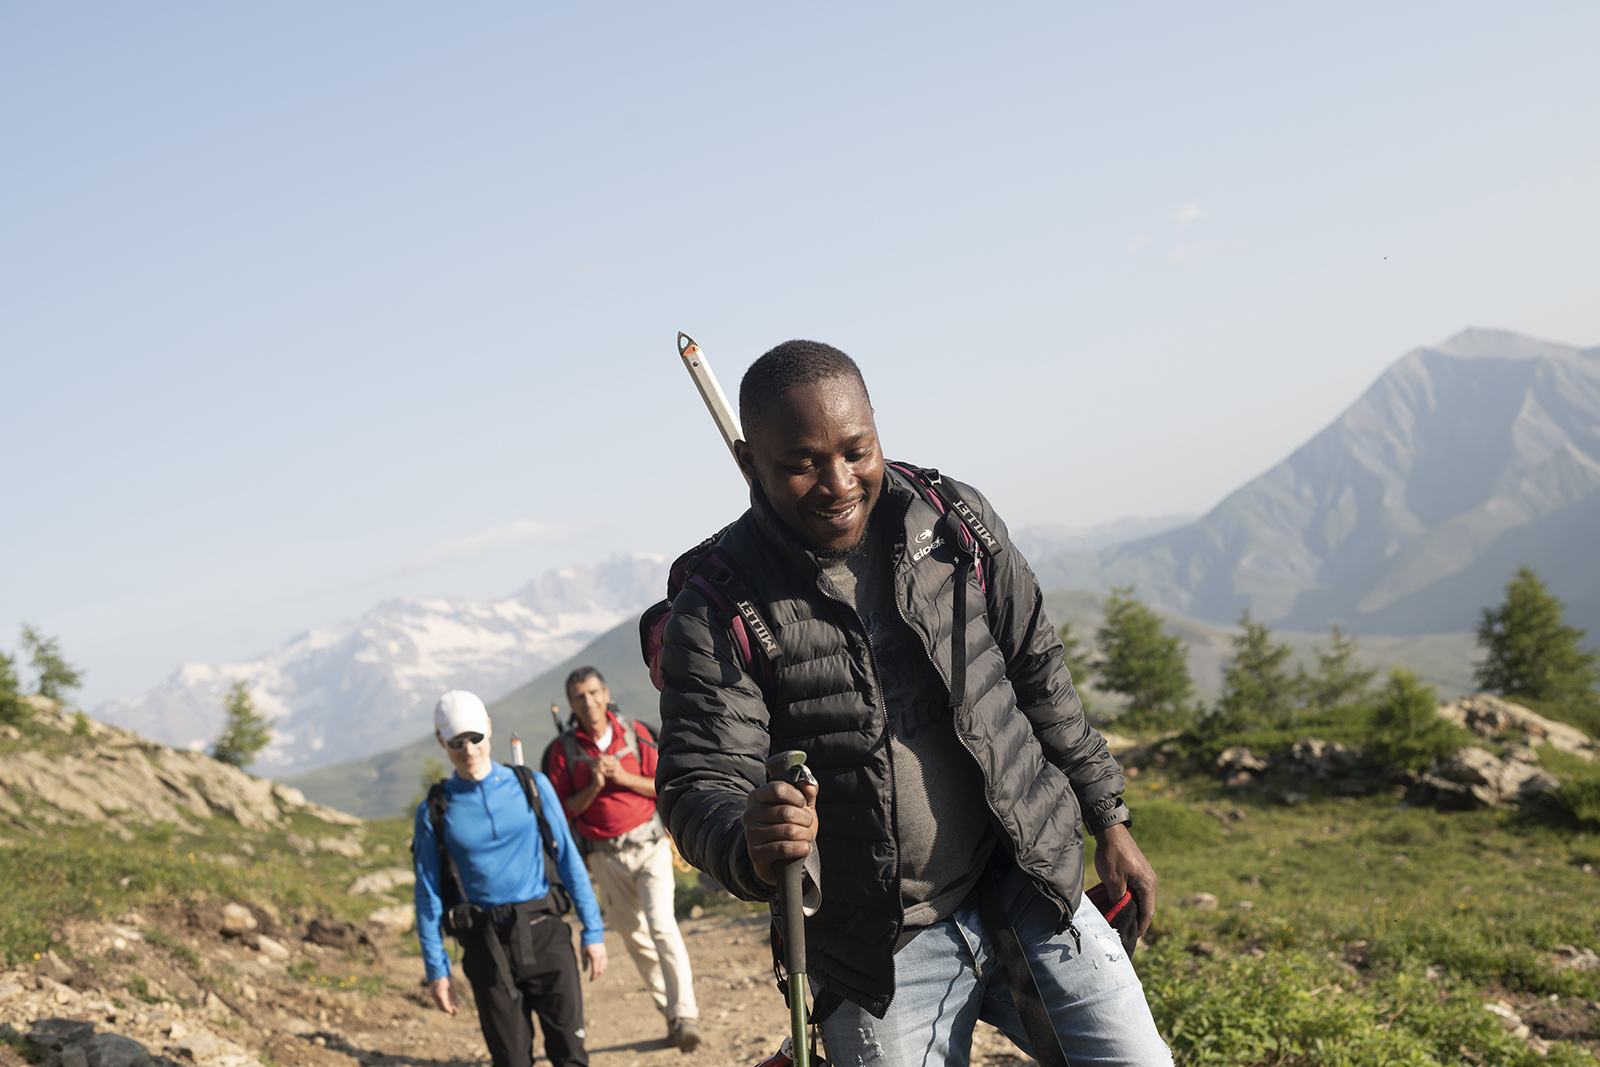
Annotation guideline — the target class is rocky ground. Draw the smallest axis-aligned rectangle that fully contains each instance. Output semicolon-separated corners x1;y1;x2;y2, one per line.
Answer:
0;904;1033;1067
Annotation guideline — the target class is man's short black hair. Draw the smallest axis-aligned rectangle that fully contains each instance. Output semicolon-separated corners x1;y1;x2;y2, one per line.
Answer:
739;340;870;444
565;666;605;696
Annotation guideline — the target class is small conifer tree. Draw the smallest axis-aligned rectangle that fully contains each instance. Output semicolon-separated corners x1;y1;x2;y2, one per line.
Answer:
1475;566;1600;729
1365;668;1467;772
19;624;83;703
1216;611;1297;730
0;650;25;725
1058;621;1095;717
1094;587;1193;730
212;680;274;768
1297;623;1377;713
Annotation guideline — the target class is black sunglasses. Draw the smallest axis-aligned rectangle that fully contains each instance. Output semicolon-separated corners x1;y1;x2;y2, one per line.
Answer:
445;732;486;750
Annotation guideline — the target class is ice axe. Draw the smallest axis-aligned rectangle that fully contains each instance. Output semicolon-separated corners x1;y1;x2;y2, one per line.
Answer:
763;750;818;1067
677;332;751;486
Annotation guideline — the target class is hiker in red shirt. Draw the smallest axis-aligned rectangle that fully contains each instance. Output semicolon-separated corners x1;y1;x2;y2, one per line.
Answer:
545;667;701;1052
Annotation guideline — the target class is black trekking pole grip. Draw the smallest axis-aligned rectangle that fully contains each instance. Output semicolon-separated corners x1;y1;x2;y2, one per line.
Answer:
764;749;815;1067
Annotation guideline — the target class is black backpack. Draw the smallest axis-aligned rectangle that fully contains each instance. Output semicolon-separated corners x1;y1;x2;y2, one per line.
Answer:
637;461;1000;711
424;764;573;938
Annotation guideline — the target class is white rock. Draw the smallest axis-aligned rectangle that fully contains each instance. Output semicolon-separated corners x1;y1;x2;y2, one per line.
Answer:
317;835;363;858
220;903;256;935
1181;893;1219;910
367;905;415;933
1438;695;1596;759
168;1031;218;1060
254;935;289;961
347;868;415;896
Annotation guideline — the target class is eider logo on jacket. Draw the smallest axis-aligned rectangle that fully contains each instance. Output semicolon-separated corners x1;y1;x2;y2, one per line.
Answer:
915;529;933;543
911;536;945;563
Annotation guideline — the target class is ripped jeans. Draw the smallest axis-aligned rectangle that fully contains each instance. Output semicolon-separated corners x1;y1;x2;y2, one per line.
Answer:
818;866;1172;1067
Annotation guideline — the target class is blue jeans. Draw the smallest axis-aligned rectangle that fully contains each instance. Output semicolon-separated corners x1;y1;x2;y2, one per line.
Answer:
818;869;1172;1067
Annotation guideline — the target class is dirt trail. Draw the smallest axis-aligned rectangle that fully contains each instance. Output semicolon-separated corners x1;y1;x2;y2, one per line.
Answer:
0;906;1029;1067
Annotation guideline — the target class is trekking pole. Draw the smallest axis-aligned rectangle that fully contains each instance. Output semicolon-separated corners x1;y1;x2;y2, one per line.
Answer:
764;750;815;1067
677;332;751;485
509;735;524;767
550;702;563;738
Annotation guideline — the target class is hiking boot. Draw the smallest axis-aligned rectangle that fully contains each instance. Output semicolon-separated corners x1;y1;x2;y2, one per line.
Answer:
669;1020;702;1052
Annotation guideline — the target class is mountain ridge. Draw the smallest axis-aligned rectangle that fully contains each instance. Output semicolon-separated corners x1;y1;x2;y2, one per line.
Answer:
95;554;669;774
1033;329;1600;635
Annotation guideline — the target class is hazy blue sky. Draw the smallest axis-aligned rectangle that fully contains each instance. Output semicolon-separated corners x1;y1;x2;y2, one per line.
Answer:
4;3;1598;707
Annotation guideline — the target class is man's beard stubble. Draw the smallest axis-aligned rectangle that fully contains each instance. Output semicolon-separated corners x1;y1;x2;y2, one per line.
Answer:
814;512;877;563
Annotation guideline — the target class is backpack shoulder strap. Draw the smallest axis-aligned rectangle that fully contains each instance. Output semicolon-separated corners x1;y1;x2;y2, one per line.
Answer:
427;782;468;908
685;549;781;690
511;764;561;859
609;712;642;763
887;462;1001;592
559;729;584;771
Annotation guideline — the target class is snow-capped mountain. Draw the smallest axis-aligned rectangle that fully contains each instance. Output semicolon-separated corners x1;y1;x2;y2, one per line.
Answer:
96;554;668;774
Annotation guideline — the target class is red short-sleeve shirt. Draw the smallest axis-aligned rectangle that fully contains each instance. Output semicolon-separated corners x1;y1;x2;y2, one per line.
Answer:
545;710;659;840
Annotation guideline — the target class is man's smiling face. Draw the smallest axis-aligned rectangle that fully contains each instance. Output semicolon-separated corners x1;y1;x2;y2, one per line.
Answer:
735;375;884;556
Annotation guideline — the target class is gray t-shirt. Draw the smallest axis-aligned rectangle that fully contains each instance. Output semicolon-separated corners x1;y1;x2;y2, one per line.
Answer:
820;524;995;928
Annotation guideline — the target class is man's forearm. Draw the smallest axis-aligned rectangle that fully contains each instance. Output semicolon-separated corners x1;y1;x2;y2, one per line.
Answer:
609;768;657;798
564;778;604;817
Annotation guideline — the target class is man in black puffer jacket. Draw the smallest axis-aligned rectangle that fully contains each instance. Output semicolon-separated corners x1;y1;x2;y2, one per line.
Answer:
656;340;1171;1066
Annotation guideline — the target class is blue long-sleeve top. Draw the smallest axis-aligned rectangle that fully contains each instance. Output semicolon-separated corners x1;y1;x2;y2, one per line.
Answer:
412;762;605;981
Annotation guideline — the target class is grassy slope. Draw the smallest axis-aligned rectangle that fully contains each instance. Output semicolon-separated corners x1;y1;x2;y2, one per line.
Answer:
1106;763;1600;1066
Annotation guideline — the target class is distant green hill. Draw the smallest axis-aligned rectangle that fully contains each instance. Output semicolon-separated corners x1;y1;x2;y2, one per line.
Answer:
284;617;657;819
290;590;1476;818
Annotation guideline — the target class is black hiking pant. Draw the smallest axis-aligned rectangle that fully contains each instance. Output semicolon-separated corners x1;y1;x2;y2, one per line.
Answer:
460;902;587;1067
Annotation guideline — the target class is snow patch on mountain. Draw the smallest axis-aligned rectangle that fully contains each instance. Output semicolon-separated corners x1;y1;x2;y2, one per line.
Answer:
96;554;667;774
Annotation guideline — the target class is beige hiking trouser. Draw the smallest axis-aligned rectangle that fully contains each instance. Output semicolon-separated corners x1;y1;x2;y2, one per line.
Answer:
586;834;698;1023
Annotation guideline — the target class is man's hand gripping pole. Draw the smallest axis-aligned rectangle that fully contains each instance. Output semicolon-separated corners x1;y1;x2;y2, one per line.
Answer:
765;750;817;1067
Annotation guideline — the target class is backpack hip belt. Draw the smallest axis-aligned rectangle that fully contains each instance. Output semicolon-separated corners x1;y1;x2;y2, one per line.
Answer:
589;810;666;855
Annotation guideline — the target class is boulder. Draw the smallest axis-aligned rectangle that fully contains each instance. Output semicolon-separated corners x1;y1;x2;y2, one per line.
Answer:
1430;746;1565;808
1552;945;1600;971
1281;738;1361;780
305;917;374;951
254;935;290;961
1180;893;1219;910
85;1033;150;1067
219;904;256;936
29;1018;96;1051
1217;747;1267;774
1437;694;1595;759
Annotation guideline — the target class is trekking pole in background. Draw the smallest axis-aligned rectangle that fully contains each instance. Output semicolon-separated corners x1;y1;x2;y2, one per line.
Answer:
549;702;564;738
678;332;751;485
765;750;817;1067
509;735;524;768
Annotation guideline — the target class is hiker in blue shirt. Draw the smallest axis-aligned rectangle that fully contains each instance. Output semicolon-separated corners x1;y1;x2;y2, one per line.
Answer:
414;690;607;1067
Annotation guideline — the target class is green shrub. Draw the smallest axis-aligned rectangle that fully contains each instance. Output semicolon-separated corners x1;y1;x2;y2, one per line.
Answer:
1364;669;1470;773
1553;767;1600;826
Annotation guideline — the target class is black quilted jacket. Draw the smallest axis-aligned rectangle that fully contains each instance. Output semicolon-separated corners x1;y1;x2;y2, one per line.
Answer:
655;466;1124;1017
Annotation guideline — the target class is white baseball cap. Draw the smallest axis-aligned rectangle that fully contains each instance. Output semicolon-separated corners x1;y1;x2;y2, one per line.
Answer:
434;690;490;740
